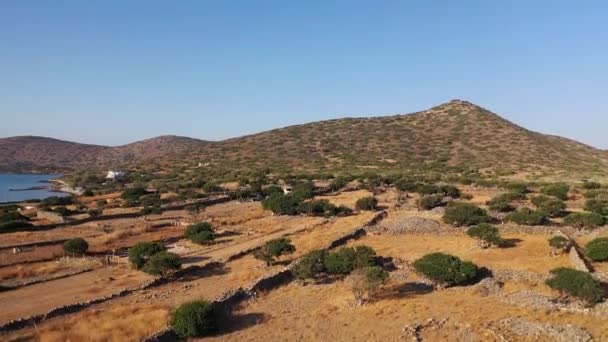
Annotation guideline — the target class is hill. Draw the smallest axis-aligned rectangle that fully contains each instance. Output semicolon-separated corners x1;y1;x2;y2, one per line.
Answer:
0;135;209;173
1;100;607;179
199;100;608;179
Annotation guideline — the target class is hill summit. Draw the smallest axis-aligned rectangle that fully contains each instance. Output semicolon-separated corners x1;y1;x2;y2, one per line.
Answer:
1;100;607;179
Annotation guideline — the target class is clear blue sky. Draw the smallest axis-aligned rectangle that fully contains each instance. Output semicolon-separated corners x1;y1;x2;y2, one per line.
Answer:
1;1;607;148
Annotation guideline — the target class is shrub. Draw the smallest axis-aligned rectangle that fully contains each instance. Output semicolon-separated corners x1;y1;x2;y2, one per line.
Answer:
548;236;570;253
442;202;489;226
413;253;479;286
348;266;389;304
292;250;326;281
585;238;608;262
487;192;522;212
417;194;444;210
141;251;181;276
545;267;603;305
121;187;147;202
63;238;89;255
564;212;605;229
531;196;565;217
418;184;440;195
170;300;217;338
324;246;377;275
128;241;166;269
394;178;419;192
329;176;350;191
297;200;337;217
582;181;601;190
41;196;74;207
185;222;215;244
140;205;162;216
439;185;461;198
505;208;547;226
254;238;296;266
202;182;223;193
291;182;315;201
262;193;300;215
53;206;72;217
541;183;570;200
584;199;608;216
504;183;529;196
466;224;503;247
355;196;378;210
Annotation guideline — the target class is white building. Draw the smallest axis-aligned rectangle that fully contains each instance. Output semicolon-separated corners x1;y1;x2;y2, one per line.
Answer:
106;170;125;180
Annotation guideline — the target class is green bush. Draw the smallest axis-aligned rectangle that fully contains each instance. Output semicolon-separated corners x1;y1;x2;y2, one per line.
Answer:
170;300;217;338
439;185;461;198
585;238;608;262
442;202;489;226
564;212;605;229
545;267;603;305
41;196;74;207
63;238;89;255
394;178;419;192
548;236;570;251
505;208;548;226
504;182;529;196
531;195;565;217
417;183;440;195
53;206;72;217
262;193;300;215
417;194;444;210
254;238;296;266
292;250;327;281
355;196;378;210
128;241;166;269
185;222;216;244
329;176;350;191
582;181;601;190
541;183;570;200
297;200;337;217
413;253;479;286
584;199;608;216
141;251;181;276
140;205;162;216
466;224;503;247
202;182;223;193
487;192;523;212
291;182;315;201
121;187;147;202
324;246;377;274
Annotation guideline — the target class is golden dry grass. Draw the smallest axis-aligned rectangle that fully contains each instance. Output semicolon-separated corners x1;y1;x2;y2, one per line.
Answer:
35;303;170;342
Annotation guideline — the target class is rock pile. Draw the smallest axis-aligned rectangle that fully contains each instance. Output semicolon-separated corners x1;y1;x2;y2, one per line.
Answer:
500;317;593;342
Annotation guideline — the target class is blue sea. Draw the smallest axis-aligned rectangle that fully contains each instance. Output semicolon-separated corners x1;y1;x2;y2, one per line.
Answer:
0;174;66;203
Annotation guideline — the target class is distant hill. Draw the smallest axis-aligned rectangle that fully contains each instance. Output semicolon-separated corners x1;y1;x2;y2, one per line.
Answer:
0;135;209;173
1;100;607;179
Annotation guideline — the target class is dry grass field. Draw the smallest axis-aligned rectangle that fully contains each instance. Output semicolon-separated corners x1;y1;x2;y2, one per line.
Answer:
3;183;608;342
